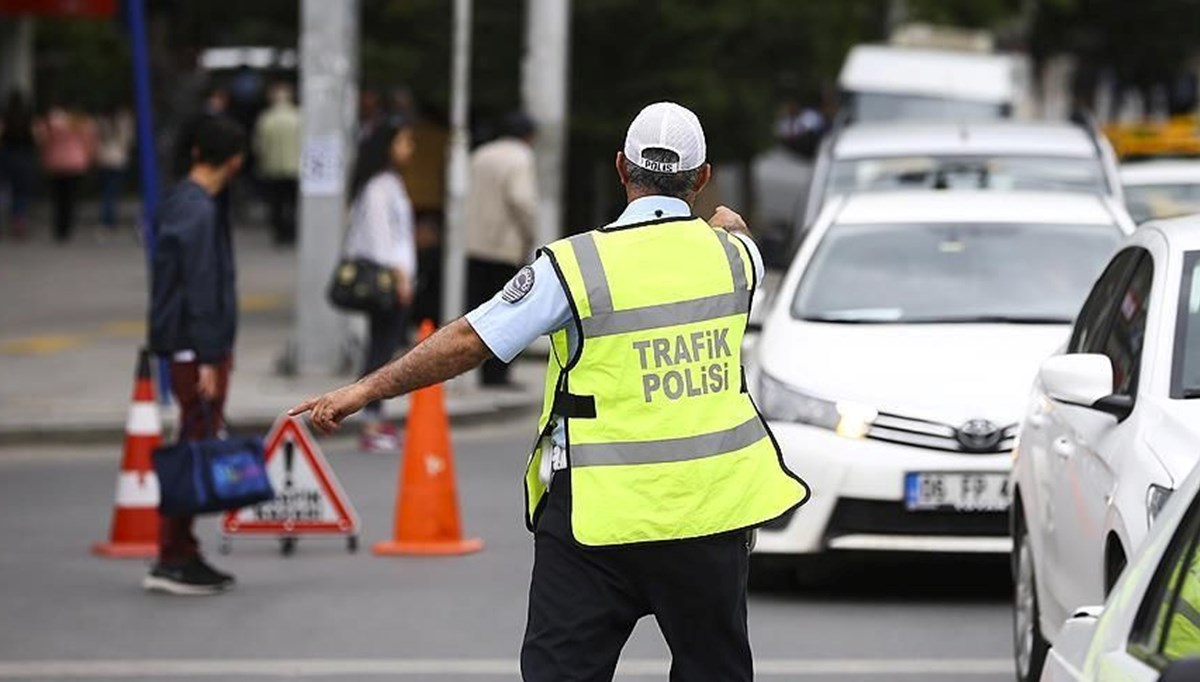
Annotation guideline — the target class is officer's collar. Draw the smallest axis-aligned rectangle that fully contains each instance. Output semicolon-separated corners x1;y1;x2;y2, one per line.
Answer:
607;196;692;228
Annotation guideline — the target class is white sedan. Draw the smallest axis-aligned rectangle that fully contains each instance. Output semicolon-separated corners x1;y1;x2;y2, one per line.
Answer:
1013;218;1200;682
1039;439;1200;682
750;189;1133;574
1122;160;1200;223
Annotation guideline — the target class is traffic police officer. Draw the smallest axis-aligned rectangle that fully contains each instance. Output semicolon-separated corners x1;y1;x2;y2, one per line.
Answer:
292;101;809;681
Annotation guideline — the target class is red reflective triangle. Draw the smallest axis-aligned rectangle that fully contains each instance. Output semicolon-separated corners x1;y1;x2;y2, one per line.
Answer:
221;416;360;535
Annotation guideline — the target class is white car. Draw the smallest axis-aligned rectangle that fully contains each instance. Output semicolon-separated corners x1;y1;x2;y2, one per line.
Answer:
749;190;1133;574
799;120;1123;229
1039;443;1200;682
1012;219;1200;682
1121;160;1200;223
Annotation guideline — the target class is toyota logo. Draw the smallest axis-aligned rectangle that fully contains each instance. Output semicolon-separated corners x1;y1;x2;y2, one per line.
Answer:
957;419;1002;452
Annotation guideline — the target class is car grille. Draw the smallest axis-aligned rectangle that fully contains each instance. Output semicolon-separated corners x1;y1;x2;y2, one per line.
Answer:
826;498;1008;538
866;412;1018;454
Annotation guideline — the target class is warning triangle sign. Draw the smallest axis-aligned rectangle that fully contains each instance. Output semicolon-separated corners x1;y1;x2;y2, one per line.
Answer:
222;416;360;536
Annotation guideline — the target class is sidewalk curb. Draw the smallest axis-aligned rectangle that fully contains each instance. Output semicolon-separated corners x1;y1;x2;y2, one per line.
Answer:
0;398;540;447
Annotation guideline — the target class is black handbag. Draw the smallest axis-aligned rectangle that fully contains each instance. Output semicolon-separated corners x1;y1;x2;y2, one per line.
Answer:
153;413;273;517
327;257;397;314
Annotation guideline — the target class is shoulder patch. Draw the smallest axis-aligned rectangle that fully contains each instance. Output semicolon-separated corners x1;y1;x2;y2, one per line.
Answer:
501;265;536;304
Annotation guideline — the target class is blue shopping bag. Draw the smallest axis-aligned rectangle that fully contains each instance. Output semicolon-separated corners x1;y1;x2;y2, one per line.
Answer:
154;432;273;517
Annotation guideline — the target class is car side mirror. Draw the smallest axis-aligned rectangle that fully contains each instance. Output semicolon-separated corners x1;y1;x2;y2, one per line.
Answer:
1158;657;1200;682
1039;354;1133;421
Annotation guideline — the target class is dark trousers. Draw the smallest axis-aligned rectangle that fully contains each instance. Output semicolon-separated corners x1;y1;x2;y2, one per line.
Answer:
264;177;298;245
521;479;754;682
49;173;82;242
159;357;231;565
467;257;519;385
361;305;408;419
98;166;123;229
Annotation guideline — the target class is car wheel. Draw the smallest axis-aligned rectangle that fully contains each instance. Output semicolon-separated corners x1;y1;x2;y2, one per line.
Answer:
1014;524;1049;682
1104;543;1127;597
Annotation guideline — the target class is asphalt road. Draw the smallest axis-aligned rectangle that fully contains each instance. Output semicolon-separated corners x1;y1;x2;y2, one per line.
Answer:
0;419;1015;681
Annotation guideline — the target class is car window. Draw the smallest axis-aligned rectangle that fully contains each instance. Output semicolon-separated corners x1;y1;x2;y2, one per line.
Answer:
1125;184;1200;222
1069;248;1144;353
1131;492;1200;666
850;93;1005;122
1098;255;1154;396
1171;251;1200;399
790;222;1121;323
829;156;1107;196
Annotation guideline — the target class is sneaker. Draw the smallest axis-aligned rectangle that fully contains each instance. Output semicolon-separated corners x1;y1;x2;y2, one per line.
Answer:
360;429;403;456
193;557;236;587
143;560;232;595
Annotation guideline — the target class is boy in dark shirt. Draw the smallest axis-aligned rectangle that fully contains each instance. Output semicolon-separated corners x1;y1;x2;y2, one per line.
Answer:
146;116;246;595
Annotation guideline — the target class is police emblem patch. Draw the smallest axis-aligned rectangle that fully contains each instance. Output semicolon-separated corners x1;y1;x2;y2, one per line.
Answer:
501;266;535;304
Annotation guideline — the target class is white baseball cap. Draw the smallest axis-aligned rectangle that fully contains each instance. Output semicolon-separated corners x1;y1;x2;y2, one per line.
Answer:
623;102;707;174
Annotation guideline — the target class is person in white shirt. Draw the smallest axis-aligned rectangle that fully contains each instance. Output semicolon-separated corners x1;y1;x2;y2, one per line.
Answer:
94;103;134;236
342;117;418;452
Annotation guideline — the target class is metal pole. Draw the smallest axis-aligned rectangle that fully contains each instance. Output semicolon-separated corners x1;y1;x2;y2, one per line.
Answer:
127;0;170;402
0;17;33;103
522;0;571;247
441;0;473;325
295;0;359;374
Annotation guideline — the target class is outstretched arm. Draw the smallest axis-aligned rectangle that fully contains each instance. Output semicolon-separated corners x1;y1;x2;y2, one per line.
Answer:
289;318;493;434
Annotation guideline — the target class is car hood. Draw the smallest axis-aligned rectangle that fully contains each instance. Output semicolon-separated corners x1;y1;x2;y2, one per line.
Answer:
755;319;1071;425
1142;398;1200;486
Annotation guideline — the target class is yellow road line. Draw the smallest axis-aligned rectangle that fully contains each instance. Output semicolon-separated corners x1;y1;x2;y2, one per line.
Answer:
0;334;87;356
0;293;289;356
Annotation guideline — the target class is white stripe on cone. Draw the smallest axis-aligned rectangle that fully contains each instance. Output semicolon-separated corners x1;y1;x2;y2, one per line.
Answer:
114;471;160;508
125;402;161;437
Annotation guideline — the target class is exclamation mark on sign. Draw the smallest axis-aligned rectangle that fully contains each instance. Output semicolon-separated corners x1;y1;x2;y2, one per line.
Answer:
284;440;295;491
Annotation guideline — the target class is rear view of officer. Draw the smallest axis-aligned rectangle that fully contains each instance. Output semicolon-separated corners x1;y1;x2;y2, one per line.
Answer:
292;101;809;681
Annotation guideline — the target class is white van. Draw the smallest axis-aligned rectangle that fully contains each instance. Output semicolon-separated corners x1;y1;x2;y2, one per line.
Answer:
839;44;1026;122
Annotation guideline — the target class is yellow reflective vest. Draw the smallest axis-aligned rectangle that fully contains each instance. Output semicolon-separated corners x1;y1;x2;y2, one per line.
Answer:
526;216;809;546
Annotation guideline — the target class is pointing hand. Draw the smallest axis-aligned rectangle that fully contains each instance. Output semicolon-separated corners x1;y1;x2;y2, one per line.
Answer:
289;383;371;435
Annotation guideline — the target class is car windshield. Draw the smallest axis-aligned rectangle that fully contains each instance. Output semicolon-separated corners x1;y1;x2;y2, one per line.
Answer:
792;222;1122;323
829;156;1108;196
1174;251;1200;398
1124;183;1200;223
851;93;1005;122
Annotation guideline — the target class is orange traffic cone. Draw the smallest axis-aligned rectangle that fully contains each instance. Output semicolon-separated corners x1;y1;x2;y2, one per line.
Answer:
374;321;483;556
92;349;161;558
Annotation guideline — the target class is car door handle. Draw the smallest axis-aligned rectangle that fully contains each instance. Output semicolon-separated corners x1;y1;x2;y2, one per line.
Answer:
1052;437;1075;459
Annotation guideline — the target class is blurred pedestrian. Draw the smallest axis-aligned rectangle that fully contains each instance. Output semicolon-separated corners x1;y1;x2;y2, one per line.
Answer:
342;116;418;453
94;103;134;238
290;102;807;681
146;116;247;595
174;86;230;180
464;111;538;388
0;90;37;241
357;89;384;144
775;99;825;158
254;83;301;246
37;101;95;243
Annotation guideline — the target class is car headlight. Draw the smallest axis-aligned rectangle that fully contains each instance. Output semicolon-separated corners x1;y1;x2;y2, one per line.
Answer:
756;373;877;438
1147;484;1174;527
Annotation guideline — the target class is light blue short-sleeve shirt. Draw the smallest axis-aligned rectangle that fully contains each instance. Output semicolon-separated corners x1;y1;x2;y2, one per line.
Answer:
464;196;765;483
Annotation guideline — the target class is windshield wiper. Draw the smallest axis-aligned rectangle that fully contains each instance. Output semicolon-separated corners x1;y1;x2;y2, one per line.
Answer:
1181;389;1200;399
896;315;1073;325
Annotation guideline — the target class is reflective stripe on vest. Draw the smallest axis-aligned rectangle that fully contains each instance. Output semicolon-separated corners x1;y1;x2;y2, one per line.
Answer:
525;217;809;546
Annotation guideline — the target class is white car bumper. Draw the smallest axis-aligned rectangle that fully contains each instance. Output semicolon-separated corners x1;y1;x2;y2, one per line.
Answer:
756;421;1014;556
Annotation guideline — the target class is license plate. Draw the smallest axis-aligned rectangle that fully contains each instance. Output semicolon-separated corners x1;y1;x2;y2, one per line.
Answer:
905;472;1010;512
